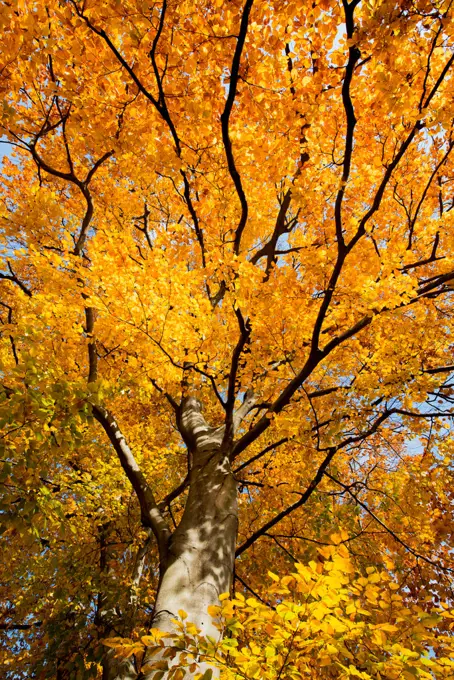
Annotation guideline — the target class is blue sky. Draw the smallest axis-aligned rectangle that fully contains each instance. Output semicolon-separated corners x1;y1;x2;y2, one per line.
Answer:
0;140;14;167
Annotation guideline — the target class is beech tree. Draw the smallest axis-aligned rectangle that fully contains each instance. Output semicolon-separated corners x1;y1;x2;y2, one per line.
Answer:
1;0;454;677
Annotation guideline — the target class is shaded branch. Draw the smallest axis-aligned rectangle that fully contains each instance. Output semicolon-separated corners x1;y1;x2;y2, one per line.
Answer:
424;364;454;375
232;389;257;434
92;405;171;574
0;621;42;631
350;50;454;249
333;0;361;250
0;262;32;297
85;307;98;384
265;533;297;563
85;150;114;186
269;532;330;547
236;446;337;556
157;474;189;512
233;259;454;459
235;399;426;557
224;307;252;444
129;528;153;610
407;139;454;249
0;301;19;365
235;571;276;609
71;0;207;271
250;189;294;279
220;0;254;255
233;437;288;474
149;376;179;413
25;131;112;256
325;472;453;573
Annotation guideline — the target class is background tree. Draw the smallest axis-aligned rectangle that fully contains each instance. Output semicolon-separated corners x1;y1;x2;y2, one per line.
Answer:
1;0;454;677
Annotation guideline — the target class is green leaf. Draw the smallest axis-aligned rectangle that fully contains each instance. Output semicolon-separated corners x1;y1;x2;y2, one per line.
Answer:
201;670;213;680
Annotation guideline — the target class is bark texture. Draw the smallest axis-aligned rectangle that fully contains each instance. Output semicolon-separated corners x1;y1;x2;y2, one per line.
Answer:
95;397;242;679
142;397;238;678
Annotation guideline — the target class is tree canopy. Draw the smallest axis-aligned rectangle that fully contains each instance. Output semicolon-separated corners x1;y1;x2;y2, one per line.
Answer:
1;0;454;678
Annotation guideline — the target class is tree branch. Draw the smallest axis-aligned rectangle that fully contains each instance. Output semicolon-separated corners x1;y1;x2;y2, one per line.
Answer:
92;405;171;573
250;189;294;278
177;396;224;453
232;260;454;459
0;622;42;631
349;49;454;249
233;437;288;474
85;307;98;384
235;571;276;610
224;307;251;445
236;446;337;556
325;472;453;573
333;0;361;250
0;302;19;365
232;388;257;434
407;139;454;249
71;0;207;272
157;474;189;512
220;0;254;255
0;262;32;297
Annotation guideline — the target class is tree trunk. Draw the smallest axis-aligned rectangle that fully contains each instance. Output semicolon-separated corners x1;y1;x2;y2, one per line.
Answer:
143;399;238;678
97;523;138;680
103;653;137;680
97;398;240;680
153;451;237;633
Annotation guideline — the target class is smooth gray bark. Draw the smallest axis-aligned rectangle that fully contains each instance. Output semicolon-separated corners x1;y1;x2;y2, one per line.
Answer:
97;397;243;680
151;450;237;637
103;652;137;680
142;397;238;679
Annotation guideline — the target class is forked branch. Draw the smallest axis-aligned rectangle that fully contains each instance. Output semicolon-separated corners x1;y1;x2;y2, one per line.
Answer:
92;405;171;572
325;472;453;573
220;0;254;255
